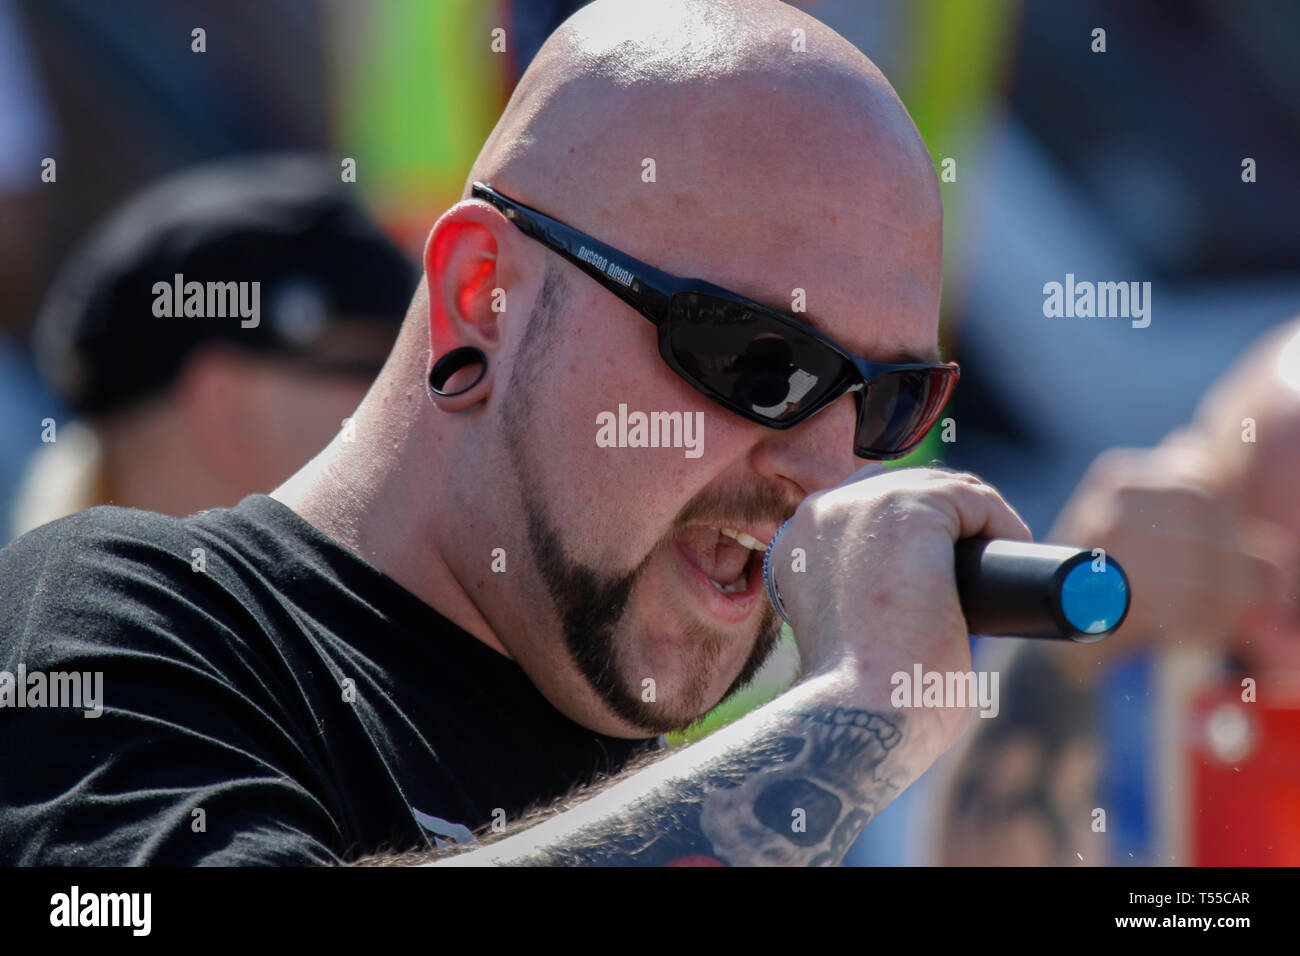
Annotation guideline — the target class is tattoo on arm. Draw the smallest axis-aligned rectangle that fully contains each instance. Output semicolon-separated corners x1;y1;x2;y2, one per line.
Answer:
370;687;911;867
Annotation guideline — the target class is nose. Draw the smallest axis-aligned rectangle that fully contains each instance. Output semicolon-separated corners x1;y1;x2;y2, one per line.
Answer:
747;391;870;498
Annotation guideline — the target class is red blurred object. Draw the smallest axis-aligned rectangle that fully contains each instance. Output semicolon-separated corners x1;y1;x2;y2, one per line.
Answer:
663;856;726;866
1190;686;1300;865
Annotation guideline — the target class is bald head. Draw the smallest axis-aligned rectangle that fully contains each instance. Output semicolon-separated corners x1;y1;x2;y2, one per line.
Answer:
1196;318;1300;464
465;0;940;357
1194;316;1300;527
472;0;933;197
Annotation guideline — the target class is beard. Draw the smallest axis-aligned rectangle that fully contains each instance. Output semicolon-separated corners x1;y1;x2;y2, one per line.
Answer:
499;264;787;734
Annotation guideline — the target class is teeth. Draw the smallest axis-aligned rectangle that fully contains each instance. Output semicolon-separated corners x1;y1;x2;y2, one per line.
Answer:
705;527;763;596
718;528;767;552
711;571;749;594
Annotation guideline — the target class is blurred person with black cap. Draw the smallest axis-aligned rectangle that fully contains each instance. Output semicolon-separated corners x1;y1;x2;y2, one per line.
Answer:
9;154;417;539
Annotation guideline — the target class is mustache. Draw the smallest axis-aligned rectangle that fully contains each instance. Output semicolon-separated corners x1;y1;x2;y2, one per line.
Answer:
634;481;800;567
674;481;799;536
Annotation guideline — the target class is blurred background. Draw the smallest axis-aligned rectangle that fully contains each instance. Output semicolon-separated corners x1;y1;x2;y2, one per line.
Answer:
1;0;1296;866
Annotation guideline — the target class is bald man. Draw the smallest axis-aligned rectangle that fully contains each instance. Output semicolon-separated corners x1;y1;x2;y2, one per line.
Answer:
0;0;1028;866
938;317;1300;866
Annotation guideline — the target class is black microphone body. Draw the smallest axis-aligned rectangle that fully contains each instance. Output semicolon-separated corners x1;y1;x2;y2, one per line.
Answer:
954;539;1130;642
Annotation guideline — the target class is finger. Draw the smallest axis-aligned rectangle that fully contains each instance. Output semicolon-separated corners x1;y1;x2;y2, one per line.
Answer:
942;476;1035;545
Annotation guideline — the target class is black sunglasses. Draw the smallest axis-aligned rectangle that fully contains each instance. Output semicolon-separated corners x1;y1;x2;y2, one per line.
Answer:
471;182;958;460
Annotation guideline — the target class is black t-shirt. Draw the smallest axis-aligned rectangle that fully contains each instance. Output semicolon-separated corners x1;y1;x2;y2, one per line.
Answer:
0;495;656;865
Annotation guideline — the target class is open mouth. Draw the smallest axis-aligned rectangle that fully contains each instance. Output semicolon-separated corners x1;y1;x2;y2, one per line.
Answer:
673;524;768;597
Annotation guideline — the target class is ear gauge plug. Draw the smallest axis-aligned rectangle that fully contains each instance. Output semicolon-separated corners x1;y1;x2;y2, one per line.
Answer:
428;346;487;397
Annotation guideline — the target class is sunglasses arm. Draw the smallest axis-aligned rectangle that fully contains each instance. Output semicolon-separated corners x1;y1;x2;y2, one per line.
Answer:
471;182;676;326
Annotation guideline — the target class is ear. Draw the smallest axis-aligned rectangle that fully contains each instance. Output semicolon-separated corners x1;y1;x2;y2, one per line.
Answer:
423;200;522;410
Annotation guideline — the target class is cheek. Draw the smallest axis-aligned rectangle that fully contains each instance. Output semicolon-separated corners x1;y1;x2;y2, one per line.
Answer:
311;378;369;426
262;377;368;466
518;306;737;560
528;393;704;564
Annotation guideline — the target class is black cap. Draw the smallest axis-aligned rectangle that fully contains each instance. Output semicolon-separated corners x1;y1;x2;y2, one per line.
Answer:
34;154;419;415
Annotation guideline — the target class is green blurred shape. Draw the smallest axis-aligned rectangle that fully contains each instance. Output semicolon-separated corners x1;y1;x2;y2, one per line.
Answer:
340;0;507;206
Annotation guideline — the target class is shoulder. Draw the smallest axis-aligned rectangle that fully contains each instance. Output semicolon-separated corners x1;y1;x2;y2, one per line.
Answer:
0;504;254;660
1;503;200;588
0;503;349;865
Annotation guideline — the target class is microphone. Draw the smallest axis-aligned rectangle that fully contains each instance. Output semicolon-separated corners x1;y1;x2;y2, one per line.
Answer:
762;532;1131;642
954;539;1129;641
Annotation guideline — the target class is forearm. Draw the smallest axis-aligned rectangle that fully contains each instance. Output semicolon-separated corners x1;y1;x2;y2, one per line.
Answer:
433;666;927;866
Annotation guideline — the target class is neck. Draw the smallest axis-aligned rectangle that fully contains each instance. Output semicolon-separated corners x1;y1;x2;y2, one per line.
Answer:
271;335;511;660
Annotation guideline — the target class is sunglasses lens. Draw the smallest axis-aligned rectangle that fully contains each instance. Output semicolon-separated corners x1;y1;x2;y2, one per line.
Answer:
854;368;957;458
666;292;849;422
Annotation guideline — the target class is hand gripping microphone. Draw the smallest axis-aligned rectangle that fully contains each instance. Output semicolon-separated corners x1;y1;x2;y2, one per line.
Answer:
763;528;1131;642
